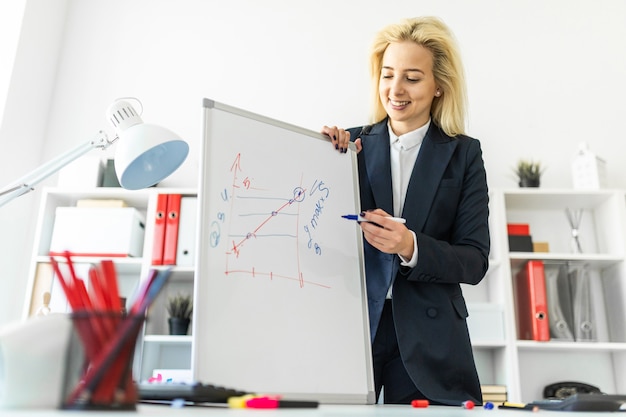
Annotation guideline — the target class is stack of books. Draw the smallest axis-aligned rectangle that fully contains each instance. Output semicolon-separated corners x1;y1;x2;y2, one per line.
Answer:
482;384;507;405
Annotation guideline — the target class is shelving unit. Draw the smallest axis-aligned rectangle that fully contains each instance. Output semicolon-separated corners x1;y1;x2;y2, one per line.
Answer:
464;190;520;401
23;187;198;384
24;186;626;403
497;188;626;402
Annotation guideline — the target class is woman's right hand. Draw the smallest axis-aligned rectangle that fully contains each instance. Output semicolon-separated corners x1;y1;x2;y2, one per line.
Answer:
321;125;361;154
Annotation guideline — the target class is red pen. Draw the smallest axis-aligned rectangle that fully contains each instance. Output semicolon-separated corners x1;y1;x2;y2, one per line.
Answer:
245;396;319;409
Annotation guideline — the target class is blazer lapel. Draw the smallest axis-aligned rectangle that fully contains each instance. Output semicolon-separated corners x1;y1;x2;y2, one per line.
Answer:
403;124;457;232
361;122;394;215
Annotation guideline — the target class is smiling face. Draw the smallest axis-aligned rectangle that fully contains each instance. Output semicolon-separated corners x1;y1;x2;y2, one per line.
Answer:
379;41;440;136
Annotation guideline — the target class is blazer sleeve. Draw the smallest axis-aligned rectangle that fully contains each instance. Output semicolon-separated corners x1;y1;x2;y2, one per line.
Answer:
402;137;490;286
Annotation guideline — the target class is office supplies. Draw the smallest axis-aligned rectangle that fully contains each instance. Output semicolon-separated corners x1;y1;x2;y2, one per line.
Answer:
175;196;198;267
0;98;188;207
52;253;172;410
481;384;507;405
138;382;248;403
462;400;475;409
163;193;181;265
245;396;319;409
194;98;374;404
569;264;595;341
514;260;550;341
545;264;574;340
341;214;406;224
506;393;626;411
151;193;168;265
411;399;429;408
137;382;249;403
498;401;527;410
228;395;257;408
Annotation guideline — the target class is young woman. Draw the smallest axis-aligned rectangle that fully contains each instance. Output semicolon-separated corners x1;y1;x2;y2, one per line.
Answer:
322;16;490;405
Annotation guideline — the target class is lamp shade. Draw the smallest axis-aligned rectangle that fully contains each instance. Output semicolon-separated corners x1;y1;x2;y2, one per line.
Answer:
107;100;189;190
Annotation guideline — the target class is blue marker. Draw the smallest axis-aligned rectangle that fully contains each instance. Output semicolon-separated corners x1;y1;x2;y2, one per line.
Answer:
341;214;406;224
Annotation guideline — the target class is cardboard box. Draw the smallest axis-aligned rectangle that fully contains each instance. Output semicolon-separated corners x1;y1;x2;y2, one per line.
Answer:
50;207;145;257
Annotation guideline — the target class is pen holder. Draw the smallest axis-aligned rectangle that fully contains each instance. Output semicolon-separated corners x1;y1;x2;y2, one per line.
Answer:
62;310;144;411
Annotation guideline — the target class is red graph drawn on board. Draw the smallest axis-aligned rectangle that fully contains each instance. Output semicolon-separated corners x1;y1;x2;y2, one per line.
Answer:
213;153;330;289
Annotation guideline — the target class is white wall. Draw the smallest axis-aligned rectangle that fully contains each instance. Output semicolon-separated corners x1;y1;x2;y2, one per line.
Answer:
0;0;26;325
2;0;626;325
0;1;27;124
0;0;67;325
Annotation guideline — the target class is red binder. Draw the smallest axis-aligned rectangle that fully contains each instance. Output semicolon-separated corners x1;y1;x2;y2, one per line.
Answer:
515;260;550;341
162;194;181;265
151;194;168;265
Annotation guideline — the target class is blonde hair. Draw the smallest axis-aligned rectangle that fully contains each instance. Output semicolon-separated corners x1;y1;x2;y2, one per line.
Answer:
369;16;467;137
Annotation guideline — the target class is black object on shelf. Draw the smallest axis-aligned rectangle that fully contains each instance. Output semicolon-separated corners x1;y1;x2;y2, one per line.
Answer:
508;235;533;252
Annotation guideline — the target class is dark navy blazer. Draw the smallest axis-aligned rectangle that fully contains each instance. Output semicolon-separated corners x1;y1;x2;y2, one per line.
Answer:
348;119;490;405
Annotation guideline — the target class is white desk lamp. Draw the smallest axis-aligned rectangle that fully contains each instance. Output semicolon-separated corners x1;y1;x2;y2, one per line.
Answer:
0;98;189;207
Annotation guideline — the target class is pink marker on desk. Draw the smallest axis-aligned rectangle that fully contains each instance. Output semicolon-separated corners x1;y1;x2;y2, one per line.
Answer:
245;396;318;409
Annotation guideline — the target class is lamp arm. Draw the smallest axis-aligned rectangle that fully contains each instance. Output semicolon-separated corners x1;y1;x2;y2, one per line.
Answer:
0;131;116;208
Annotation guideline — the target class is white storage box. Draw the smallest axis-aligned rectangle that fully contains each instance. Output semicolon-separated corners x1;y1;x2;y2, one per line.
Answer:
466;303;505;342
49;207;145;257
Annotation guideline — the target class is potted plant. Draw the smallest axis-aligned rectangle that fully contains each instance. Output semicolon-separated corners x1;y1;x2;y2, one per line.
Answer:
166;293;193;335
514;160;544;187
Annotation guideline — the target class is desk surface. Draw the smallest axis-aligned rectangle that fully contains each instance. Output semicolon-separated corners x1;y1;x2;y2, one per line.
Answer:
0;403;615;416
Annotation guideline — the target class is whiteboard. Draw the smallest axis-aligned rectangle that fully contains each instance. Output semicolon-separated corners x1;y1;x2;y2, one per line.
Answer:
192;98;375;404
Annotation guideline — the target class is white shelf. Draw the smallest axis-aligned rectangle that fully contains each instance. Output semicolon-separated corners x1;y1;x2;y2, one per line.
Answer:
144;335;193;344
509;252;623;268
34;255;144;271
517;341;626;353
503;188;617;210
472;341;508;349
